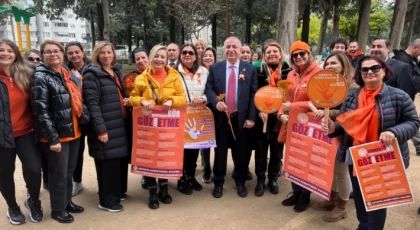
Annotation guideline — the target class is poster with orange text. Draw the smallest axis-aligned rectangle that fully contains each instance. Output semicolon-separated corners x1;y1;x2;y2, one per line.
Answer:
130;106;186;179
282;110;339;200
350;139;413;212
184;104;216;149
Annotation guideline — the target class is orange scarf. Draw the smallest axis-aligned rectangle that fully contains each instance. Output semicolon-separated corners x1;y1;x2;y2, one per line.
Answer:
336;83;383;145
62;67;82;117
269;66;280;87
347;49;364;60
183;67;194;80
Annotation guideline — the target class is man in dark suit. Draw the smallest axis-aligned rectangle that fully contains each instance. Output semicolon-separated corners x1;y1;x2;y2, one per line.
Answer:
369;36;415;100
205;36;258;198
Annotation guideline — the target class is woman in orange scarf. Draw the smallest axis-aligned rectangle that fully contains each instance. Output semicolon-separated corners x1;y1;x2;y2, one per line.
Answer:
248;40;290;197
323;56;420;229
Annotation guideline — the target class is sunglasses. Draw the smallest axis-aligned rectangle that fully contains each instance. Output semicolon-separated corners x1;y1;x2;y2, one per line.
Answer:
28;57;41;62
360;65;382;75
181;50;195;56
292;51;307;59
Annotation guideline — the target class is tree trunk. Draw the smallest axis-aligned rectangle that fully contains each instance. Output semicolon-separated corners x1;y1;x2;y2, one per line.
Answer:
143;4;148;48
405;0;418;48
181;25;185;43
301;3;310;43
389;0;409;50
332;1;340;39
90;9;96;47
356;0;372;53
317;7;330;55
169;0;176;43
101;0;111;41
96;3;104;41
212;14;217;48
245;0;252;44
225;0;230;39
127;24;132;63
276;0;299;54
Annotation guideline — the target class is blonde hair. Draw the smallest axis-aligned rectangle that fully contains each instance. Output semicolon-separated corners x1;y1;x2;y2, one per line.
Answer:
149;45;168;70
91;41;117;67
194;39;208;51
261;41;286;81
0;38;33;91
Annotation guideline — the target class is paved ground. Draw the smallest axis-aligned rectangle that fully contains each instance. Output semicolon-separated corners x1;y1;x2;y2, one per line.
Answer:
1;95;420;230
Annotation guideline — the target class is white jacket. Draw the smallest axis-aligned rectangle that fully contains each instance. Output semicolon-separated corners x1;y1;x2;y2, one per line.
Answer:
177;65;209;103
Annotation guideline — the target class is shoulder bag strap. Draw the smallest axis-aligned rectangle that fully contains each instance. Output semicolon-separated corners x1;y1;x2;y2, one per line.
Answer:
178;72;192;102
148;80;159;105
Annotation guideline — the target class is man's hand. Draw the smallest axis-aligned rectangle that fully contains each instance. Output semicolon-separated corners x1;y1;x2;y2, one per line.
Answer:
216;101;228;112
243;120;255;128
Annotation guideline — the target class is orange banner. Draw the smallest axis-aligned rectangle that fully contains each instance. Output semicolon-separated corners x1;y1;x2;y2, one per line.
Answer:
350;139;413;211
282;109;339;200
130;106;186;179
184;104;216;149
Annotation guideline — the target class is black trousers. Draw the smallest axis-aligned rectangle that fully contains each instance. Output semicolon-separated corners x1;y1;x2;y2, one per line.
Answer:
0;132;41;208
254;138;283;179
201;148;211;169
213;115;248;184
349;165;387;230
120;156;129;194
94;158;122;208
144;177;168;188
41;146;49;184
183;149;200;177
42;138;80;211
73;133;85;183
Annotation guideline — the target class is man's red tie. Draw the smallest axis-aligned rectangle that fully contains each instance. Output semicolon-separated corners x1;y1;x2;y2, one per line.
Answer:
227;65;236;113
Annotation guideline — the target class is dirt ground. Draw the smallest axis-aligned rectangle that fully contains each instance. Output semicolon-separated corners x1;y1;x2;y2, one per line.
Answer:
1;98;420;230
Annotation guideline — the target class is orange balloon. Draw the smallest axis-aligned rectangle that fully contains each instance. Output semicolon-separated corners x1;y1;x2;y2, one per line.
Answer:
254;86;283;113
307;70;348;108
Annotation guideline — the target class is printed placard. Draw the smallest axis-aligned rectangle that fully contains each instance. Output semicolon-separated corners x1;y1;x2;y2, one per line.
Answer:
350;139;414;211
282;110;339;200
130;106;186;179
184;104;216;149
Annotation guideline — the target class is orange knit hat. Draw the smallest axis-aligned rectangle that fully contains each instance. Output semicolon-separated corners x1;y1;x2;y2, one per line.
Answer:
290;41;310;56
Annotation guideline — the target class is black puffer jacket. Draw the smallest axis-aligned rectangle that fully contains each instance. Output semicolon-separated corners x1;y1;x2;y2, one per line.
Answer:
31;63;81;145
393;49;420;93
330;84;420;168
82;64;128;160
0;78;15;148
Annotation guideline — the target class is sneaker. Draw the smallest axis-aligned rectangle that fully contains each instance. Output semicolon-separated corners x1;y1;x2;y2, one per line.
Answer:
24;197;43;223
121;193;127;201
202;167;212;183
72;182;84;196
98;204;124;213
7;206;26;225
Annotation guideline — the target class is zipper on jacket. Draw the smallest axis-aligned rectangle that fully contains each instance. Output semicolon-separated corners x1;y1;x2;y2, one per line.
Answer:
376;94;384;135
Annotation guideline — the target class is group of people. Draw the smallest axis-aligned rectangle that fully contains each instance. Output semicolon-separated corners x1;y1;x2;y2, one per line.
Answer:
1;34;420;230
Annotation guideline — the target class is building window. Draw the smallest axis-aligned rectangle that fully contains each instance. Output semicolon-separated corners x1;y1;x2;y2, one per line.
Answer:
81;25;85;28
70;24;75;28
81;33;86;37
54;22;68;27
68;14;74;18
44;22;49;27
86;33;91;37
54;32;69;37
69;33;76;38
43;32;50;37
0;31;3;37
30;31;36;36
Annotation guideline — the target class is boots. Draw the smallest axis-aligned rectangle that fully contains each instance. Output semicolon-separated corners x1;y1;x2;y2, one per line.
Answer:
267;177;279;194
294;193;311;212
254;178;265;197
322;197;348;222
158;183;172;204
313;191;338;211
148;187;159;209
177;176;193;195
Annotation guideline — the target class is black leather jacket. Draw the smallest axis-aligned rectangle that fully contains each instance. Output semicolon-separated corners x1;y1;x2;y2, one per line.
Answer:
31;63;81;145
0;78;15;148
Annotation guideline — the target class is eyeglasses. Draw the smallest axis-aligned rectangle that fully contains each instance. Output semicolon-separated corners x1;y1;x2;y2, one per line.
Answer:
292;51;307;59
360;65;382;75
181;50;195;56
28;57;41;62
44;50;61;56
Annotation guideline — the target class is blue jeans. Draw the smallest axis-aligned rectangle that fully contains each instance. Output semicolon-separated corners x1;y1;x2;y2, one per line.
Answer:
349;165;386;230
291;182;310;194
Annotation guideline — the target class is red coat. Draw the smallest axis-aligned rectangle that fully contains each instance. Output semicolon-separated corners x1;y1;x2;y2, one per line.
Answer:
277;61;322;143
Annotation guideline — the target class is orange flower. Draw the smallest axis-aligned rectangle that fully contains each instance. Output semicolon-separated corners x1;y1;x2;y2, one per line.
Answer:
277;80;293;92
217;93;226;101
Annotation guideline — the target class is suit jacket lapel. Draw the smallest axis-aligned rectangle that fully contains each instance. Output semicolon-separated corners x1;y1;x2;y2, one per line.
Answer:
220;61;227;93
238;61;245;102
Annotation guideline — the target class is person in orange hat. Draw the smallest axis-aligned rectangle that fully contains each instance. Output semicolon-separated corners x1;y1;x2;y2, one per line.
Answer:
277;41;323;212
